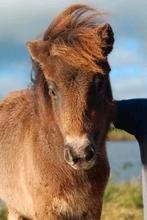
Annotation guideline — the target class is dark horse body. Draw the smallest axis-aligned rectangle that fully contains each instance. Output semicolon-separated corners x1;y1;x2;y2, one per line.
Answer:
0;5;114;219
114;99;147;220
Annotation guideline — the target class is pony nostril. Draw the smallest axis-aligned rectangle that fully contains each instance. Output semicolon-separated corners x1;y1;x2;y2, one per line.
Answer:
85;146;95;161
64;148;80;164
72;156;79;164
64;148;74;164
85;150;94;161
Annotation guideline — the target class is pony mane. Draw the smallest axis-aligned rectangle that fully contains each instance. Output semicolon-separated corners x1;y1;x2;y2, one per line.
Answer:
31;4;114;109
43;4;111;73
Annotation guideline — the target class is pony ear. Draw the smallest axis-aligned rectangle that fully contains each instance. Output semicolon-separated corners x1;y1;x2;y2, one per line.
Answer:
27;40;49;63
97;24;114;56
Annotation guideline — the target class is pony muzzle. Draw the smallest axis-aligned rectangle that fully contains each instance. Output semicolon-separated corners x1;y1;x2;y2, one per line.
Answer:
64;144;96;170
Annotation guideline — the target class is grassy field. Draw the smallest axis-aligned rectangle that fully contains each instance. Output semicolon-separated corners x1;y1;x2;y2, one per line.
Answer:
107;128;135;141
0;181;143;220
102;181;143;220
0;205;7;220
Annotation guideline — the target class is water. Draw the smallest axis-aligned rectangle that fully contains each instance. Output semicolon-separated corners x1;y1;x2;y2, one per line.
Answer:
107;141;141;182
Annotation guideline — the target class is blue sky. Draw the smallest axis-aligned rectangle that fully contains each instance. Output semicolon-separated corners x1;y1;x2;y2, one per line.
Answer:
0;0;147;100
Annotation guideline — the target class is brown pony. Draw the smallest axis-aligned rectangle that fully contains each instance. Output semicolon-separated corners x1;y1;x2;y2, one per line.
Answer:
0;4;114;220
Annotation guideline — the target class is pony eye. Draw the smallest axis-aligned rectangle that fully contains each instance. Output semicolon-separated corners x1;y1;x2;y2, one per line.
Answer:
49;88;57;97
48;82;57;98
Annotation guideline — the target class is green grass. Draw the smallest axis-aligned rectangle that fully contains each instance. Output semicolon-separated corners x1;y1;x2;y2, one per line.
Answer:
102;180;143;220
0;206;7;220
107;128;135;141
0;181;143;220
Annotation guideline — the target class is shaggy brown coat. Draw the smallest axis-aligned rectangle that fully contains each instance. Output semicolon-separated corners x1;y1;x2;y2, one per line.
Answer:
0;4;114;220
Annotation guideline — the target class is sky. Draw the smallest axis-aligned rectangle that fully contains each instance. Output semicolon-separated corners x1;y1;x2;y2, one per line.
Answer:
0;0;147;100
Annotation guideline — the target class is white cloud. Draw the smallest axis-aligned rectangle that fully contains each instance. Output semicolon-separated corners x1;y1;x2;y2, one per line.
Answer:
0;0;82;42
111;72;147;99
110;47;140;69
0;0;147;44
0;0;146;100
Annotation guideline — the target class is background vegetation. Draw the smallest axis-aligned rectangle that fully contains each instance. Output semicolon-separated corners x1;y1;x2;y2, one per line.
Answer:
102;180;143;220
0;205;7;220
107;128;135;141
